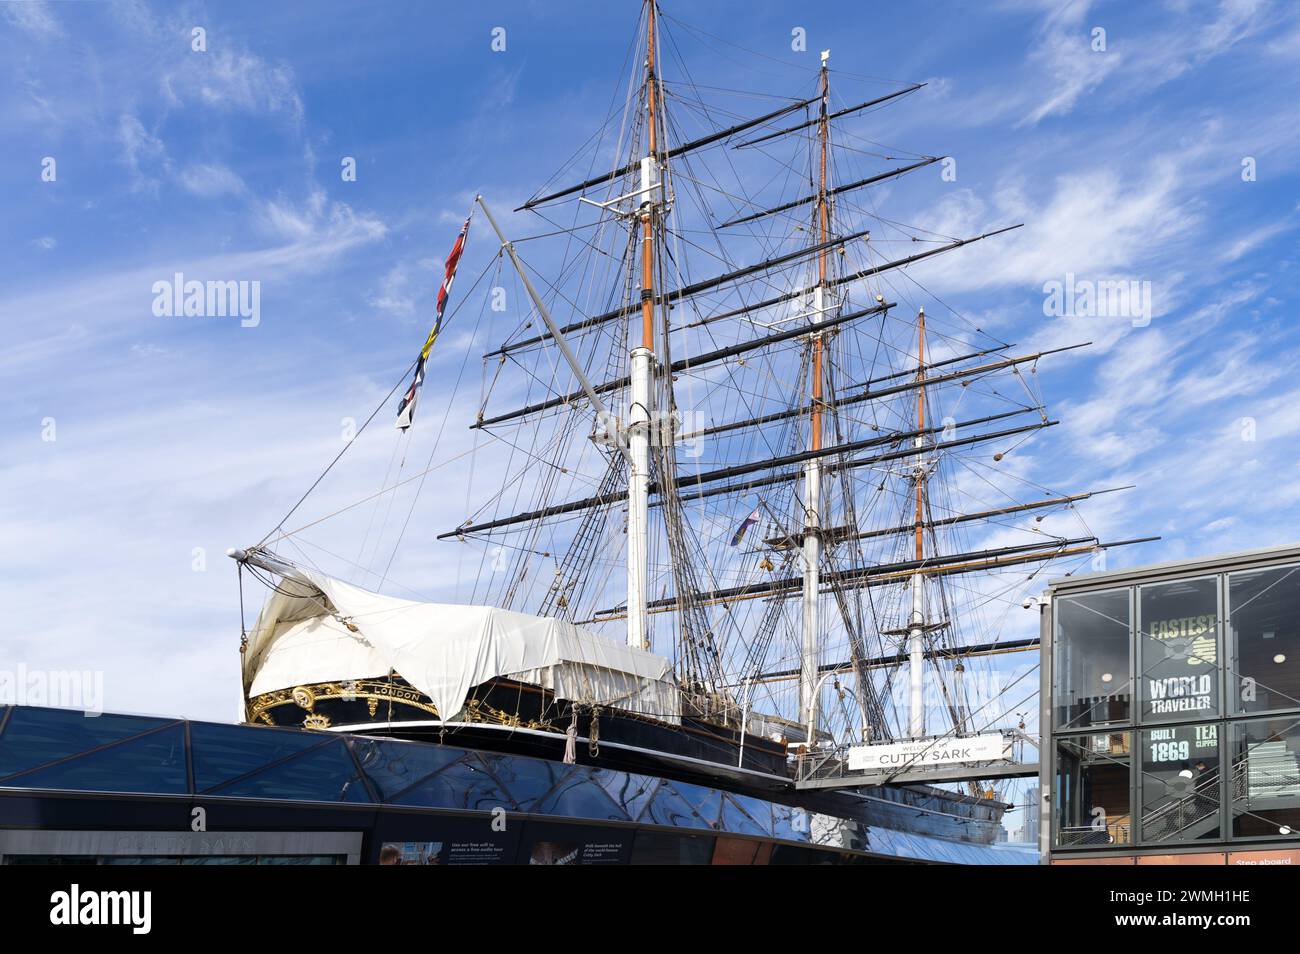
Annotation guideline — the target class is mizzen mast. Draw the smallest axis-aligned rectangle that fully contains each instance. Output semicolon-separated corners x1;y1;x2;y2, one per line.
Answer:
908;307;929;738
799;50;833;739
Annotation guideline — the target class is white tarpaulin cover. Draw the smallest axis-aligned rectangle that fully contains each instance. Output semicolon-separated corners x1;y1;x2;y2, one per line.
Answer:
242;568;679;724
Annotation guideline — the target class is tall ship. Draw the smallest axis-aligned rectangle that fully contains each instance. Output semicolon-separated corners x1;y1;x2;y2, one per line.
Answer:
228;1;1146;847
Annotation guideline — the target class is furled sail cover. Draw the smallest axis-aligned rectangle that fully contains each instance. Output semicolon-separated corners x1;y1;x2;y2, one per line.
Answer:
242;568;680;725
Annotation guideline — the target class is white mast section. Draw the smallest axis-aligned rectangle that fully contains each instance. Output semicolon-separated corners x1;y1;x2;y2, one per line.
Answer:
627;326;653;650
908;571;925;737
908;306;928;738
626;1;662;651
799;51;832;739
800;417;822;736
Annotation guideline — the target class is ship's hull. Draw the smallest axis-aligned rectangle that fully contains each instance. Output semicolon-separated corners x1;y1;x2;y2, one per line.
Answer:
248;674;790;779
246;674;1007;844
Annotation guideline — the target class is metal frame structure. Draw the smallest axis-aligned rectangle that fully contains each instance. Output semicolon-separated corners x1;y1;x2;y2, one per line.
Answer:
1039;542;1300;864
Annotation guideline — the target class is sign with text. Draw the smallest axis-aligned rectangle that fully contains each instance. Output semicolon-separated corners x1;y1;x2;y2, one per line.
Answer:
847;733;1010;772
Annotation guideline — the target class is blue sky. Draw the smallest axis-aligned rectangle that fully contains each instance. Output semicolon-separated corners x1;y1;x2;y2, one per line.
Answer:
3;0;1300;812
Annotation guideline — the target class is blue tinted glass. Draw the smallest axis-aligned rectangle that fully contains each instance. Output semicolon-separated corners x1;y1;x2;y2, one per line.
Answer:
719;794;769;836
392;755;512;812
348;737;463;800
190;721;329;793
10;723;187;794
0;707;176;779
726;793;774;834
771;803;806;842
206;738;370;802
641;782;710;829
891;831;943;863
665;780;722;825
867;827;898;855
592;769;660;820
477;752;568;810
532;776;628;821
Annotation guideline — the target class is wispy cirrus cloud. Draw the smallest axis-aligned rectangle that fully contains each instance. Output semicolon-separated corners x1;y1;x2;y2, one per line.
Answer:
160;45;305;125
2;0;64;39
178;162;246;197
1019;0;1119;125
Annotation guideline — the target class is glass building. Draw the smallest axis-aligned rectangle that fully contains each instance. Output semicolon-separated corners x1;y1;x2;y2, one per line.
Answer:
1042;544;1300;865
0;705;1031;866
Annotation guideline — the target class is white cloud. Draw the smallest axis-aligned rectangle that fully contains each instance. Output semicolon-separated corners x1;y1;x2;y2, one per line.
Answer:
1012;0;1276;126
0;196;386;378
117;112;170;191
1176;0;1272;76
1020;1;1119;125
161;47;304;125
898;162;1200;299
129;343;169;359
1219;216;1298;263
368;263;417;316
252;189;386;253
178;162;245;197
2;1;63;39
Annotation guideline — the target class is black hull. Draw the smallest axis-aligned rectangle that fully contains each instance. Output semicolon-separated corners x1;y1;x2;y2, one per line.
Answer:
247;674;1007;844
249;674;790;779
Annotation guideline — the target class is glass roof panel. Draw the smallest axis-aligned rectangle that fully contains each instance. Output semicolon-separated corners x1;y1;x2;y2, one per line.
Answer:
346;736;463;800
665;779;722;826
591;769;660;820
0;706;177;780
191;721;330;793
391;754;513;812
205;738;370;803
532;775;629;821
475;751;568;810
640;782;710;829
719;793;770;836
7;723;187;795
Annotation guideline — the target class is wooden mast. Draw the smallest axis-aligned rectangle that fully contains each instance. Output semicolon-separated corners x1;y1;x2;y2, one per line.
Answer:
813;57;828;449
625;0;660;651
915;308;926;561
908;307;928;736
640;0;658;354
800;52;831;741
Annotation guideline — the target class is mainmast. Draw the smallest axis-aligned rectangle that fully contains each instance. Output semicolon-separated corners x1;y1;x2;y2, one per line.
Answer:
908;307;928;737
799;51;832;738
626;0;661;650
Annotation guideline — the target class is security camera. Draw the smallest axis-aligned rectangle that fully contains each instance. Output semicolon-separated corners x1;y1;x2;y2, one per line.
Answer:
1021;597;1036;610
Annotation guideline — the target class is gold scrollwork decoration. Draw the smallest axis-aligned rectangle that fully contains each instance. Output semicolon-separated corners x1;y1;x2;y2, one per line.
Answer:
246;677;441;726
